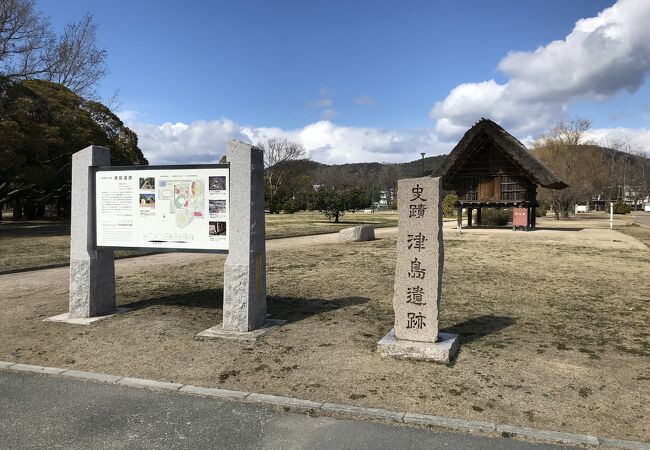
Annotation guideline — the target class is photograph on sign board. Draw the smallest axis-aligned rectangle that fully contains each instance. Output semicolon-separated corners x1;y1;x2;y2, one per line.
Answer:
140;177;155;190
139;193;155;207
209;176;226;191
209;199;226;214
209;221;226;236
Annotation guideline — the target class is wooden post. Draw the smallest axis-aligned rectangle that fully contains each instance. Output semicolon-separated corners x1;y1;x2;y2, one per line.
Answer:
456;204;462;230
467;208;473;227
476;207;481;226
531;207;536;228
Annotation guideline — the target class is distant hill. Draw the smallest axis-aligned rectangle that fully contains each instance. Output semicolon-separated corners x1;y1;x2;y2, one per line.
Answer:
284;155;448;191
281;143;648;194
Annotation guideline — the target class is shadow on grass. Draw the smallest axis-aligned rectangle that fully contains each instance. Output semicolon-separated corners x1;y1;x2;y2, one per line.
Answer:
442;314;516;344
121;289;367;324
0;220;70;237
269;295;368;324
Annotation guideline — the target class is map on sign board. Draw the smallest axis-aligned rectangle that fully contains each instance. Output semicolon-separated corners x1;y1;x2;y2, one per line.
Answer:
95;166;228;251
159;179;204;228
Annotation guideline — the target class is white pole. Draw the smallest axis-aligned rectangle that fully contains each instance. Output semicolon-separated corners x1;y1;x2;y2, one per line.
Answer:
610;201;614;229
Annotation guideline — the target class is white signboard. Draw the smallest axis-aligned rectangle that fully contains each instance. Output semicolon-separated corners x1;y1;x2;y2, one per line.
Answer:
95;165;229;251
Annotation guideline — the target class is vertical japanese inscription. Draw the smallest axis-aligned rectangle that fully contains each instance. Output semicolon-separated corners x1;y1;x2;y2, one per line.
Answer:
392;176;443;342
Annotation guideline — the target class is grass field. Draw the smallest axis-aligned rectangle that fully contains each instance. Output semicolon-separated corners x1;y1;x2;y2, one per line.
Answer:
0;211;397;273
0;222;648;441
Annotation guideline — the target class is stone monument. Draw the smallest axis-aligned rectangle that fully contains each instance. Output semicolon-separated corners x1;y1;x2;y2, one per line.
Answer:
197;140;284;341
377;176;459;363
46;145;120;324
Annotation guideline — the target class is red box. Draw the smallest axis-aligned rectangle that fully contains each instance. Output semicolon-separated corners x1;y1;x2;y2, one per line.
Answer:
513;208;528;227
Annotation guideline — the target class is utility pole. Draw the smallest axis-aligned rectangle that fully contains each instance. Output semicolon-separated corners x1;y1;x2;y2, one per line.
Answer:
420;152;426;177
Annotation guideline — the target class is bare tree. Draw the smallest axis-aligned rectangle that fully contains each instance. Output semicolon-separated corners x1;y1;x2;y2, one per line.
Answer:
0;1;106;97
533;118;600;219
43;14;107;98
0;0;52;78
258;137;306;213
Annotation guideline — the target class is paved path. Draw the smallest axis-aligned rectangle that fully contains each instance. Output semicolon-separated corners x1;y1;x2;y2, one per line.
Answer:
0;371;577;450
631;211;650;227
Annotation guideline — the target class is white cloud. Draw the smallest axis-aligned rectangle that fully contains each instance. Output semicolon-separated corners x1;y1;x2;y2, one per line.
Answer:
129;118;449;165
116;109;144;122
130;118;247;164
431;0;650;140
313;98;333;108
585;127;650;153
355;95;376;106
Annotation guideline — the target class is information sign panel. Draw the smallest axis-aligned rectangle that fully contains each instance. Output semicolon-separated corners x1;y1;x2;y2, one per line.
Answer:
95;165;229;251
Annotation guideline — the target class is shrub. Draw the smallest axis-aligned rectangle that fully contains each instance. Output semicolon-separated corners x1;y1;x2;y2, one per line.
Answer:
480;208;511;226
282;199;297;214
442;194;458;217
613;202;632;214
536;205;548;217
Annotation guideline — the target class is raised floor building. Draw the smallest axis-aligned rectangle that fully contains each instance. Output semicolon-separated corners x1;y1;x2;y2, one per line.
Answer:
439;119;568;229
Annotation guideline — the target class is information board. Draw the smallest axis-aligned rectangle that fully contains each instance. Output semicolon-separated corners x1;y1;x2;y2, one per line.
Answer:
95;165;229;251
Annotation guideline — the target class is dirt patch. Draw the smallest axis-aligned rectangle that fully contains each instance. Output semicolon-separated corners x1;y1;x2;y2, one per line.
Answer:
0;227;648;441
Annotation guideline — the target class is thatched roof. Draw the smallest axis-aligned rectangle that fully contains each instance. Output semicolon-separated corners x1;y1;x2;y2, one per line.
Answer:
439;118;568;190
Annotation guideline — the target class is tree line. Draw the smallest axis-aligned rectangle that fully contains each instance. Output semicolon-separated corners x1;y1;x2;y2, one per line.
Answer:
0;0;146;221
533;118;649;218
259;138;371;222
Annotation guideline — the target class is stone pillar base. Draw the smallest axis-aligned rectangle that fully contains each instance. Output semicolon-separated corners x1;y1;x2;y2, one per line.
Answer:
377;329;459;364
44;307;129;325
196;319;286;342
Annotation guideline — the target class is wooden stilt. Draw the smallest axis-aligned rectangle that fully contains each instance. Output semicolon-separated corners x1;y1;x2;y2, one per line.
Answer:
531;207;537;228
476;208;482;226
467;208;473;228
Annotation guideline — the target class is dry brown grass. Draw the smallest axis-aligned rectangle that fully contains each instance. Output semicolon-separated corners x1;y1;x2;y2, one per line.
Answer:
265;211;397;238
0;211;398;273
0;229;648;441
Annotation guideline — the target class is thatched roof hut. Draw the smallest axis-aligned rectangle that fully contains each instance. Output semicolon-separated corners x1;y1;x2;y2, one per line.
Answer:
439;118;567;229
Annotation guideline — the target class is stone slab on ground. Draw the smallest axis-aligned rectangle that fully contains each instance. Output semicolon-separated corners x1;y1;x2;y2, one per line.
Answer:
321;403;404;421
59;370;122;383
247;393;322;411
44;307;129;325
179;385;250;400
196;319;286;342
377;329;459;364
404;412;496;433
496;425;599;446
339;224;375;242
117;377;183;392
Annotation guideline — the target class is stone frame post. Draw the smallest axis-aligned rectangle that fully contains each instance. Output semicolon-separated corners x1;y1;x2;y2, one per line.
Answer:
68;146;116;318
222;140;267;332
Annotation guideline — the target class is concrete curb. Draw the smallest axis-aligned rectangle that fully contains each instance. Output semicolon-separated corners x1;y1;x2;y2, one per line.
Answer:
2;360;648;449
321;403;404;421
497;424;599;446
247;393;321;411
60;369;122;383
179;385;249;400
117;377;184;392
405;412;496;433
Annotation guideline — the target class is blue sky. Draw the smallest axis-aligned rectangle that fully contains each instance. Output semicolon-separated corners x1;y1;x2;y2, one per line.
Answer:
38;0;650;164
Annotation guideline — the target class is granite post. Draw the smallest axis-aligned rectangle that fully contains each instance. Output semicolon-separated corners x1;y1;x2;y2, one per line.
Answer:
222;140;267;332
377;176;459;363
68;146;116;318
